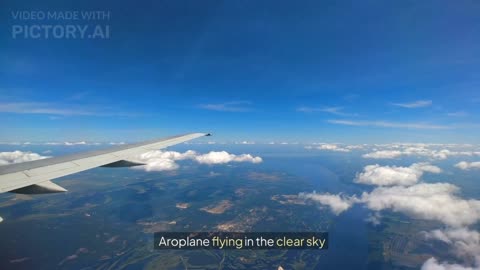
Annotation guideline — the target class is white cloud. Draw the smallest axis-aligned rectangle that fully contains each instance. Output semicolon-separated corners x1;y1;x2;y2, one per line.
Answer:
299;157;480;270
306;144;351;152
302;165;480;227
423;228;480;264
0;102;95;116
297;106;357;116
365;212;382;226
447;111;469;117
411;163;443;174
328;119;448;129
354;163;441;186
455;161;480;170
363;150;403;159
360;183;480;228
302;182;480;228
45;141;96;146
421;258;479;270
363;147;477;160
235;141;255;145
0;102;135;117
317;144;350;152
345;144;365;150
198;101;252;112
133;150;196;171
298;192;356;215
392;100;433;108
64;141;87;146
132;150;262;171
141;158;179;171
109;142;126;145
0;151;49;166
194;151;262;164
316;144;340;151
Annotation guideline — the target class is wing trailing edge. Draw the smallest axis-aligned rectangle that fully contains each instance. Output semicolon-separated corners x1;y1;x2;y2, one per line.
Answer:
10;180;67;194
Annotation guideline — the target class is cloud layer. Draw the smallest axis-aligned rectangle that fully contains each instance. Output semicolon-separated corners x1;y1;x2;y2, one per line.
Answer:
354;163;441;186
392;100;433;108
0;151;49;165
455;161;480;170
299;160;480;269
305;144;351;152
198;101;252;112
302;182;480;228
0;101;134;117
363;147;480;160
328;119;448;129
299;192;355;215
133;150;262;171
297;106;357;116
421;257;479;270
423;228;480;264
194;151;262;164
360;183;480;227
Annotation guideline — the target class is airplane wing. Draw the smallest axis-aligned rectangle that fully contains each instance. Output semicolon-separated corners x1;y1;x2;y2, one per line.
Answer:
0;133;210;194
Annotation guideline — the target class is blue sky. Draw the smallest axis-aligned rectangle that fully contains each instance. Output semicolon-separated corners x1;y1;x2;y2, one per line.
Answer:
1;0;480;143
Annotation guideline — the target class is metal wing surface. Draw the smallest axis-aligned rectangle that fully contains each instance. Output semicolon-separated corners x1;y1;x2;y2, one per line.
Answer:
0;133;210;194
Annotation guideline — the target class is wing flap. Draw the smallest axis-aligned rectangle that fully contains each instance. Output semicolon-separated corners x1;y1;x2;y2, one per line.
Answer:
101;160;145;167
10;180;67;194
